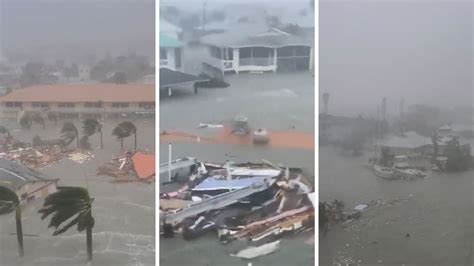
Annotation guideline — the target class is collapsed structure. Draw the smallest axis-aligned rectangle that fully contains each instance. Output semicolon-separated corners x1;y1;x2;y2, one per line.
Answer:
159;158;314;255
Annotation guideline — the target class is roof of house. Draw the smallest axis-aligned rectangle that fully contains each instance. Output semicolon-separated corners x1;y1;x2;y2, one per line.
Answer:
132;152;155;179
0;84;155;103
0;159;57;192
160;19;182;33
380;132;432;149
200;26;312;48
160;33;182;48
159;68;207;88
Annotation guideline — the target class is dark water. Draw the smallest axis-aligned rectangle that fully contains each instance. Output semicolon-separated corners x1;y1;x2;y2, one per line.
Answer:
0;119;155;266
320;146;474;265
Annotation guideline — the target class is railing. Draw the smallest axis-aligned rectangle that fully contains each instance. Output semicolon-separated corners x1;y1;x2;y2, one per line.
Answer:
222;60;233;70
239;57;274;67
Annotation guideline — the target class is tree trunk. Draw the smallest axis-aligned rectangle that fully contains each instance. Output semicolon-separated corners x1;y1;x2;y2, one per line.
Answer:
86;210;93;261
76;133;79;148
120;138;123;149
100;131;103;149
134;133;137;150
16;206;24;257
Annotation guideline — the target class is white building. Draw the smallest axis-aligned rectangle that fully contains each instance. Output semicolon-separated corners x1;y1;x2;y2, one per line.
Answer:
160;33;183;72
160;19;182;40
200;24;313;76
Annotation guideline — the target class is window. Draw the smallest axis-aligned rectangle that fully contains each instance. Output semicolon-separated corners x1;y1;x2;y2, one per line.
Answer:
239;48;251;58
252;47;272;58
209;46;222;59
6;102;21;108
112;102;129;108
225;48;233;60
160;48;168;60
295;46;310;56
84;102;102;108
32;102;49;108
58;103;75;108
277;46;294;57
139;102;155;109
175;48;181;68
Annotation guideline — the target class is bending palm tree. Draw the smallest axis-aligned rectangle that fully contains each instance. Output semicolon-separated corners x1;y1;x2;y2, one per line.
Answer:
31;113;45;129
0;125;11;137
82;119;103;149
61;122;79;148
18;111;32;130
39;187;95;261
0;186;23;257
112;121;137;149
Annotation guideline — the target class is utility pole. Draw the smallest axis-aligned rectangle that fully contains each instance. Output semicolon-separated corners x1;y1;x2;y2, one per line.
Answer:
202;0;207;32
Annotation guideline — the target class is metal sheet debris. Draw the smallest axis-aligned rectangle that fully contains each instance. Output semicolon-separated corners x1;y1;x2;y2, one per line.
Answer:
230;240;280;259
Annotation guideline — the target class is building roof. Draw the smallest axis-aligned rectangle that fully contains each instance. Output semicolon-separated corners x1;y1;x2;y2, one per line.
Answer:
0;159;57;192
0;84;155;103
132;152;155;179
200;26;312;48
159;68;207;88
380;132;432;149
160;19;182;33
160;33;182;48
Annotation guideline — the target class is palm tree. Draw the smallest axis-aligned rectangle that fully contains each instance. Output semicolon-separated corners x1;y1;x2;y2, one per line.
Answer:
0;186;24;257
31;113;45;129
47;112;58;126
61;122;79;148
82;119;103;149
38;187;95;261
112;121;137;149
0;125;11;137
18;111;32;130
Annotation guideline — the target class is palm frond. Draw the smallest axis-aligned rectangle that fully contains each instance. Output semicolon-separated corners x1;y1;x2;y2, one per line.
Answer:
0;186;19;215
39;187;94;235
61;122;78;134
82;119;100;136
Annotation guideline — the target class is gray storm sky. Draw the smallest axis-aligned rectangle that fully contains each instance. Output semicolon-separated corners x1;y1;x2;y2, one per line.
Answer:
0;0;154;60
320;0;473;116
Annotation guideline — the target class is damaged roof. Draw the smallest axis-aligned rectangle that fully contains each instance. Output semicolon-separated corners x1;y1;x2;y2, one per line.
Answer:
380;132;432;149
192;176;270;191
159;68;207;88
132;152;155;179
0;84;155;103
0;159;58;191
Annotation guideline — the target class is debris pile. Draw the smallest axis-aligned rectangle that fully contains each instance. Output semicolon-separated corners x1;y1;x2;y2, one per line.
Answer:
160;159;315;258
0;146;92;170
97;150;155;183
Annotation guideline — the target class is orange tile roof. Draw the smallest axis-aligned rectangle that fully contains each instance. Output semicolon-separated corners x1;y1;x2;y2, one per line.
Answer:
0;84;155;103
132;151;155;179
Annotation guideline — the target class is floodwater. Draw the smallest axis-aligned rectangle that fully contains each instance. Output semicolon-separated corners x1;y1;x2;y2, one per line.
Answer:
159;71;315;266
320;146;474;265
0;118;155;266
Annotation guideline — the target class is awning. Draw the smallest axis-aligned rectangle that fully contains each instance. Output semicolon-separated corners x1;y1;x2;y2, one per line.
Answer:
159;68;208;88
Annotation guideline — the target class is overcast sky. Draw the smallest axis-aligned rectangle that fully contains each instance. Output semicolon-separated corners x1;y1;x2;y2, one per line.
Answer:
320;0;473;116
0;0;154;60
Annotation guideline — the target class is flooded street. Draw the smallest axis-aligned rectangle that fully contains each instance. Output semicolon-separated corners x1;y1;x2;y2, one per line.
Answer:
320;146;474;265
0;119;155;266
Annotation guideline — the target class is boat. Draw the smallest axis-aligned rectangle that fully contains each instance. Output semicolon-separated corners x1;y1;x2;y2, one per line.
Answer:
372;164;395;180
393;167;426;179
